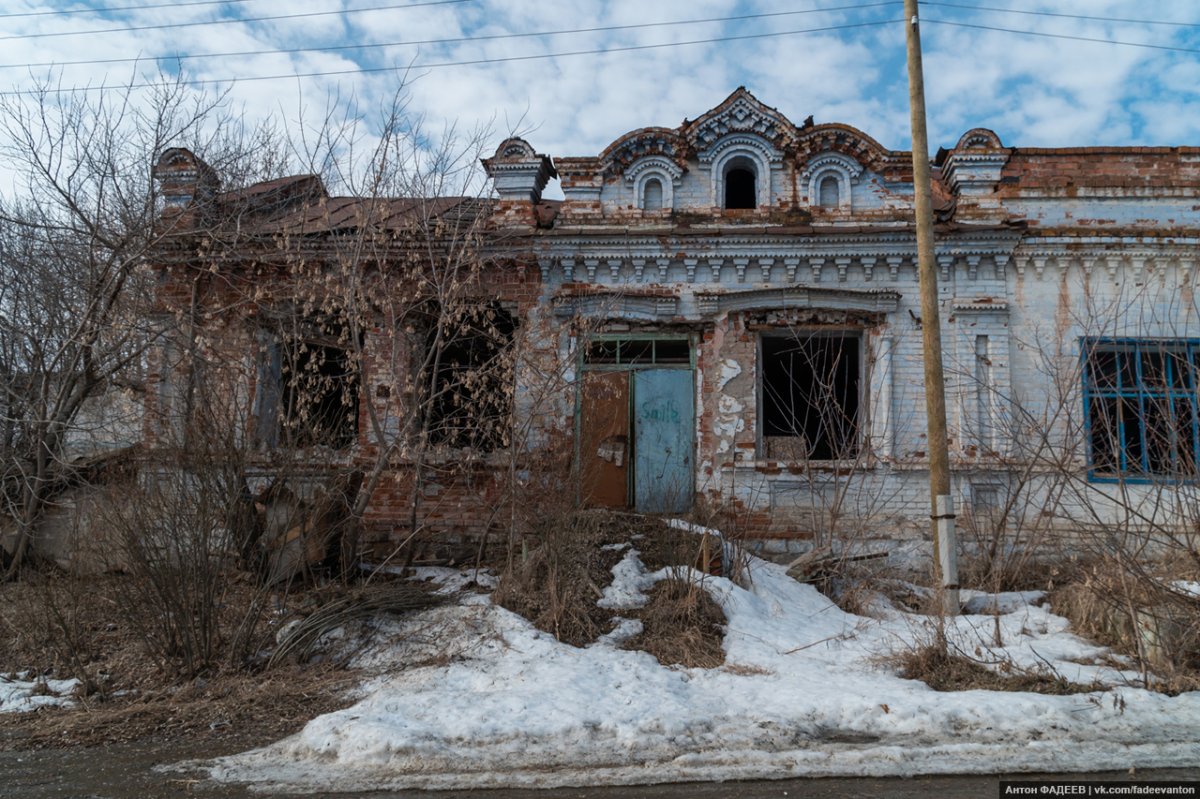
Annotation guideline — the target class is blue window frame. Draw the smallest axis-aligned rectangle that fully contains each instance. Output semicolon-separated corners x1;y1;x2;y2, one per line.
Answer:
1083;338;1200;481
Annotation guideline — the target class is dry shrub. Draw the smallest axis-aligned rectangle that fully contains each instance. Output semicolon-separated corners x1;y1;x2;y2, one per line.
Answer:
0;569;375;702
958;546;1088;595
495;510;724;651
494;510;629;646
636;519;720;574
895;641;1100;695
0;572;184;698
623;576;726;669
0;571;370;750
1051;564;1200;692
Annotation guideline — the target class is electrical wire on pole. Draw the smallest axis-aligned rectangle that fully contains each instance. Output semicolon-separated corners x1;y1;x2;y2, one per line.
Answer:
903;0;959;616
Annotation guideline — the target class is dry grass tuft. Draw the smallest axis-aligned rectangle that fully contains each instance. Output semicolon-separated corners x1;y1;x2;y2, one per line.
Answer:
493;511;629;647
0;664;355;750
623;577;726;669
1051;564;1200;693
495;510;729;663
894;641;1102;695
268;581;444;668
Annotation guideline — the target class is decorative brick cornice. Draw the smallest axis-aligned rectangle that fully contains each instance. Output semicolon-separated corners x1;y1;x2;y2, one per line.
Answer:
552;291;679;321
696;285;900;316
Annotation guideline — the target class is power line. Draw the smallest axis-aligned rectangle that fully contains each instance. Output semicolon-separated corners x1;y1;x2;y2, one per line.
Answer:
0;19;898;97
0;1;903;71
0;0;473;42
0;0;257;20
923;2;1200;30
925;18;1200;56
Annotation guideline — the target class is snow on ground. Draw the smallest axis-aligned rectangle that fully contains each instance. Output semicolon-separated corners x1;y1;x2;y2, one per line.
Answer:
0;673;79;713
1171;581;1200;599
203;540;1200;793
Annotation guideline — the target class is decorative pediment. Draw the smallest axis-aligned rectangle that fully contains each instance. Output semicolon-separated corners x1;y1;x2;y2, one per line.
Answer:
600;128;686;177
685;88;793;154
492;137;538;161
800;152;864;183
698;133;782;166
956;128;1005;150
794;124;891;172
624;156;685;185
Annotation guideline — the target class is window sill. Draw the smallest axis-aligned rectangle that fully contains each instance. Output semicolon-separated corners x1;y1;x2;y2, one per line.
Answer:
1087;471;1200;485
729;458;871;474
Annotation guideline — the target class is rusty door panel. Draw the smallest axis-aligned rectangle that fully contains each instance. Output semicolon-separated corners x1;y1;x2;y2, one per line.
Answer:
580;371;630;508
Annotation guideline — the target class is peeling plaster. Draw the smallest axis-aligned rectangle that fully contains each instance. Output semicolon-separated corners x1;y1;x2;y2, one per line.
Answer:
717;358;742;390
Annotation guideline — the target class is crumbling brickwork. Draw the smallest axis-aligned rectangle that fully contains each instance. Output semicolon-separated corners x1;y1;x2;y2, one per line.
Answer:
148;88;1200;559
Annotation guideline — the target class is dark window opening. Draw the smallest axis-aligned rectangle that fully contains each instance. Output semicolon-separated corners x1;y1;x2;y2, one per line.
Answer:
424;302;516;451
257;318;360;450
281;339;359;448
818;175;840;207
725;166;757;209
761;333;860;460
1084;339;1200;479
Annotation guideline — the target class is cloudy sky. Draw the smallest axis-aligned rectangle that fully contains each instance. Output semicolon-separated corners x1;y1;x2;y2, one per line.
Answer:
2;0;1198;190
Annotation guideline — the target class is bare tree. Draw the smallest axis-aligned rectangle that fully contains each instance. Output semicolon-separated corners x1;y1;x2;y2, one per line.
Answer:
0;78;287;579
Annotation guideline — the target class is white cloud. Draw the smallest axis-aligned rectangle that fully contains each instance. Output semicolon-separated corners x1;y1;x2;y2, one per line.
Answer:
0;0;1197;199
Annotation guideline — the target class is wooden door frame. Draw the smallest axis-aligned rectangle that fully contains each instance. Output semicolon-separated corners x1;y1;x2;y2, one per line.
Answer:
574;332;697;510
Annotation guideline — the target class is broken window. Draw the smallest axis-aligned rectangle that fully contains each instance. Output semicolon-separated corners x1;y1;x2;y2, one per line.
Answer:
817;175;840;208
256;318;360;449
642;178;664;211
724;161;757;209
584;337;690;366
422;302;516;451
760;332;861;460
1084;339;1199;479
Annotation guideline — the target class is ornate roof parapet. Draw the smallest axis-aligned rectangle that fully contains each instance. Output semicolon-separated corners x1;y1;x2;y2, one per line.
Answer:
555;157;604;216
683;88;794;154
940;128;1010;203
623;156;686;211
153;148;220;227
794;124;894;175
799;152;865;211
599;127;688;178
482;137;557;203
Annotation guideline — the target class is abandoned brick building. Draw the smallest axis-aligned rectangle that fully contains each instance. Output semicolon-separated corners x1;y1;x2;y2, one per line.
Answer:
147;88;1200;561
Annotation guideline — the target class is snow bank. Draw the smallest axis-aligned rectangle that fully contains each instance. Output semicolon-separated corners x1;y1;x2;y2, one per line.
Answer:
204;551;1200;793
0;673;79;713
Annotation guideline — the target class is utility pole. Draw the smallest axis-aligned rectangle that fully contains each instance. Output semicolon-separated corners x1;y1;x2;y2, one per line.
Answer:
903;0;959;616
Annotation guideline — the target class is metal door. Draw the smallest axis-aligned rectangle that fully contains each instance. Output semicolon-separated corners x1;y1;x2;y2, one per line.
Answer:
580;371;630;508
633;369;694;513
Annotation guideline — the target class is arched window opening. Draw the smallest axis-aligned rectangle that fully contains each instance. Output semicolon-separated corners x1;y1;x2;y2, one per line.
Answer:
724;164;757;209
818;175;840;208
643;178;663;211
